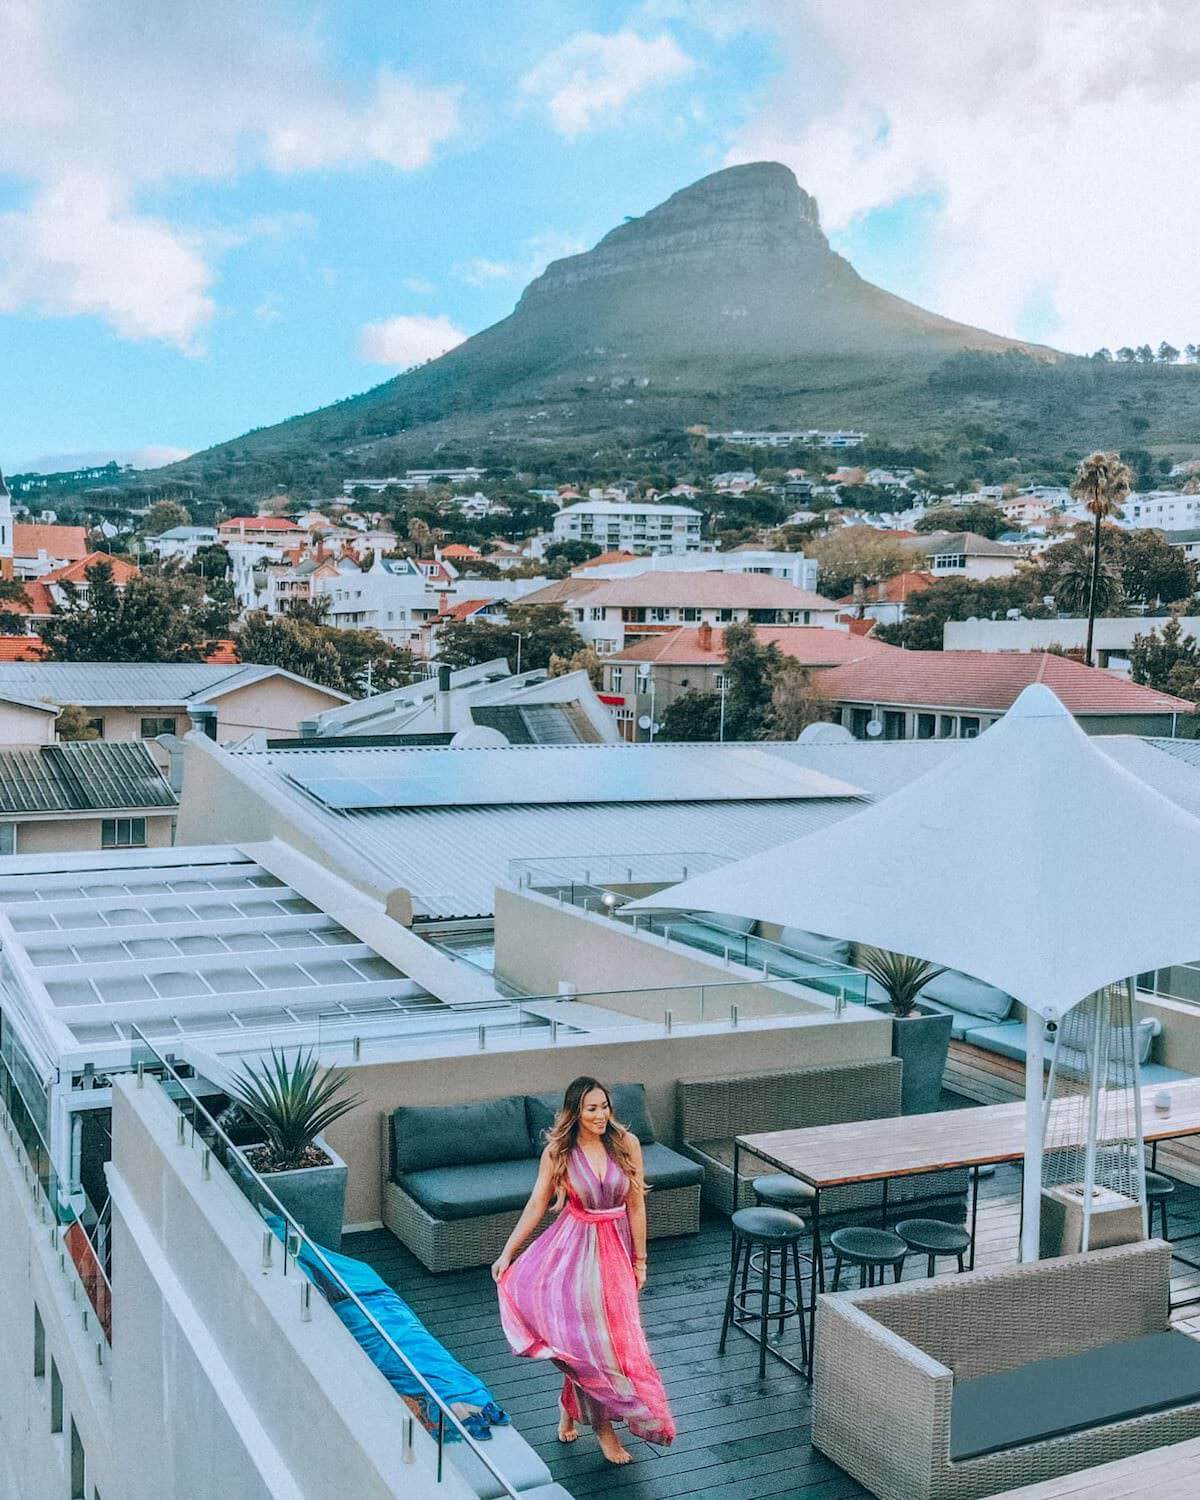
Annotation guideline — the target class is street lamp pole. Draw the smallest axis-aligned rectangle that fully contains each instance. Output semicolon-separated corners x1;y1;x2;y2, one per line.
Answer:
718;675;727;742
512;631;525;676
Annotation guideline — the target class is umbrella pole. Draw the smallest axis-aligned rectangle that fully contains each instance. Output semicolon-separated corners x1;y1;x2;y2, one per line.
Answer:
1021;1009;1045;1262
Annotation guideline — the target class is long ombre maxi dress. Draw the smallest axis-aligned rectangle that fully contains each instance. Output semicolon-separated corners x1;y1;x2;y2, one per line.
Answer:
497;1144;676;1446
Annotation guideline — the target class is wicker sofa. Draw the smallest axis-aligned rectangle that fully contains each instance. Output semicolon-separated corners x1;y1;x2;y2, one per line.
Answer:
381;1083;703;1273
812;1239;1200;1500
677;1058;969;1219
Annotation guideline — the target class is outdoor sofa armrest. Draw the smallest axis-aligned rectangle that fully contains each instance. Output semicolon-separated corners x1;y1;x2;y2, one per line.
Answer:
813;1292;952;1500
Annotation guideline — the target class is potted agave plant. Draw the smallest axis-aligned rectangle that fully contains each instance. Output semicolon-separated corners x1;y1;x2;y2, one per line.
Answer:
226;1048;362;1251
859;947;953;1114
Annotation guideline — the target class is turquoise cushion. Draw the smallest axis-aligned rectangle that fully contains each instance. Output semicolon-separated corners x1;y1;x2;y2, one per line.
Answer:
922;969;1014;1023
777;927;854;965
1141;1063;1193;1085
400;1159;540;1220
525;1082;657;1154
692;911;756;935
963;1020;1028;1062
391;1095;531;1175
920;999;991;1040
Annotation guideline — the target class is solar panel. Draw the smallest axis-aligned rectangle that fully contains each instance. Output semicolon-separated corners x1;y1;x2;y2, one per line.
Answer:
282;746;862;810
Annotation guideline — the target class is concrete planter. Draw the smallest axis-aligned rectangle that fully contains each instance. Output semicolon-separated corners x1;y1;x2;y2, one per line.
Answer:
235;1135;348;1251
889;1008;953;1115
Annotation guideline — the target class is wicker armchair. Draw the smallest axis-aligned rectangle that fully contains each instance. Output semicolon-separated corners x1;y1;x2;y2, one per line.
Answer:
812;1239;1200;1500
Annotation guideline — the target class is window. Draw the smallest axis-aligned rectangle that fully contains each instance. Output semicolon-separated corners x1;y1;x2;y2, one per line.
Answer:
589;607;605;621
0;823;15;856
933;553;965;569
71;1419;85;1500
681;607;700;622
649;607;670;623
960;716;981;739
714;673;728;689
938;714;957;739
51;1359;62;1433
34;1305;45;1378
139;717;177;739
916;713;936;740
101;818;146;849
86;717;105;739
609;669;623;692
717;609;735;623
883;710;907;741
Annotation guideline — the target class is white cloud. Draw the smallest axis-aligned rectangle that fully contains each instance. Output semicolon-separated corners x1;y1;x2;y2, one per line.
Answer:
14;445;193;472
458;258;516;285
520;30;695;139
0;1;462;351
359;314;469;367
728;1;1200;352
403;277;435;295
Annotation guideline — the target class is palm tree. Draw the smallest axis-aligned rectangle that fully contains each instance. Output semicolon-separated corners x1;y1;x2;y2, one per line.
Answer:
1051;553;1122;617
1071;451;1133;665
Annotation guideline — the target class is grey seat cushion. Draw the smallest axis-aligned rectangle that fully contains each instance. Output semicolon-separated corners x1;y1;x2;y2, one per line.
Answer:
447;1422;552;1500
399;1159;540;1220
920;999;996;1041
525;1081;657;1153
950;1330;1200;1462
391;1095;532;1175
691;910;756;935
962;1019;1028;1062
922;969;1014;1023
641;1142;704;1192
777;927;854;966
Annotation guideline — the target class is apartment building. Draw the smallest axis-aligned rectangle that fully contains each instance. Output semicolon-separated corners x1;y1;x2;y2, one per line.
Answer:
520;571;842;654
576;547;820;591
217;515;307;547
552;500;703;555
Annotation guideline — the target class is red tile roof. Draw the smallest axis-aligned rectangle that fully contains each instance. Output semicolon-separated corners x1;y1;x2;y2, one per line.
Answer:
7;582;56;617
0;634;48;660
218;516;303;532
574;550;640;571
819;651;1196;716
439;544;481;559
12;523;89;561
204;639;239;664
440;598;496;622
835;570;935;607
42;552;140;586
607;625;900;667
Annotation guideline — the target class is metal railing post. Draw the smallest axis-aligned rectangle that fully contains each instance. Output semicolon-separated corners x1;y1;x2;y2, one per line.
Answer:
730;1004;740;1028
261;1232;273;1272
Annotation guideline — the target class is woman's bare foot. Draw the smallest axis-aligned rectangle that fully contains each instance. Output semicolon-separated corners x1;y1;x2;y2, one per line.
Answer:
596;1421;633;1465
556;1411;578;1444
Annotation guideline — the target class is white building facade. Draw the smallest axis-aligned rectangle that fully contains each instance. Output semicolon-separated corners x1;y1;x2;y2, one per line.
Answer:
552;500;703;556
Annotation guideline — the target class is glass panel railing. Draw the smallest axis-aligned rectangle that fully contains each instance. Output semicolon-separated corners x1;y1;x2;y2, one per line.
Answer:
128;1026;523;1498
0;1036;112;1346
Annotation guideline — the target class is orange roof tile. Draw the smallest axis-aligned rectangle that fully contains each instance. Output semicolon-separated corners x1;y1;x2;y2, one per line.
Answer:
204;639;239;664
607;625;899;667
574;550;640;571
7;582;56;616
218;515;303;531
42;552;140;586
439;544;481;559
0;635;48;660
835;570;935;607
819;651;1195;716
12;523;89;561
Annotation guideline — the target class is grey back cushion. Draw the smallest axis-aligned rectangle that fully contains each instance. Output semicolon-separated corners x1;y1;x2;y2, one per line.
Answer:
525;1082;657;1155
922;968;1014;1023
1054;1008;1159;1065
391;1095;532;1175
778;927;853;965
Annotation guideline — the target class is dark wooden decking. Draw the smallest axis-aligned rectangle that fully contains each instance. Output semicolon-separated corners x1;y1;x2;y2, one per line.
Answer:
347;1106;1200;1500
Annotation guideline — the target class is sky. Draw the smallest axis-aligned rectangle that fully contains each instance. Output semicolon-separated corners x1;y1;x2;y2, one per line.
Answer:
3;0;1199;471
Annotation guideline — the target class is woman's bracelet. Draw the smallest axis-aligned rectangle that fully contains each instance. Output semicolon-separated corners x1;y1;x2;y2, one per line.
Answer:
634;1254;647;1265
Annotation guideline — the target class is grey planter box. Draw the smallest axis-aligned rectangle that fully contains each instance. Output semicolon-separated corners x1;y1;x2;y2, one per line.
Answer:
890;1008;953;1115
235;1135;348;1251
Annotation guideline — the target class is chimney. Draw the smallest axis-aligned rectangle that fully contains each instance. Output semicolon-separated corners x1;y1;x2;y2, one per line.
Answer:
437;663;452;732
698;620;713;652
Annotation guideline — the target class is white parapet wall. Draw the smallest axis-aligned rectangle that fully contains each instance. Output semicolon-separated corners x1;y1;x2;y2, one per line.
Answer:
943;615;1200;661
105;1075;477;1500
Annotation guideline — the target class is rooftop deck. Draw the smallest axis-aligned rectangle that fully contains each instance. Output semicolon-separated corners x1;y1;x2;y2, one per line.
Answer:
349;1115;1200;1500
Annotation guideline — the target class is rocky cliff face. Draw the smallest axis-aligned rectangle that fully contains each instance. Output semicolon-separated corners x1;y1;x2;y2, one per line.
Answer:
521;162;831;301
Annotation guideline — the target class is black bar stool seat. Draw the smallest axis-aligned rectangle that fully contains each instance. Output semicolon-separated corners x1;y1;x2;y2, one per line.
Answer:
718;1207;809;1379
895;1217;972;1277
1146;1171;1175;1239
753;1174;815;1213
829;1226;907;1289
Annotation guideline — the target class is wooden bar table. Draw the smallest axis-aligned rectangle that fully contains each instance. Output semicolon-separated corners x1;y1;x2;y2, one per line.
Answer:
734;1079;1200;1377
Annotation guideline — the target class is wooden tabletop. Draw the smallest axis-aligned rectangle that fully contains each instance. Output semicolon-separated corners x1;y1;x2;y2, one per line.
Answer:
737;1080;1200;1189
994;1434;1200;1497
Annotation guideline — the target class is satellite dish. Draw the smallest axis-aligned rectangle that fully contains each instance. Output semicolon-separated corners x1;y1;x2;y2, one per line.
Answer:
637;714;653;730
450;726;509;747
865;719;883;738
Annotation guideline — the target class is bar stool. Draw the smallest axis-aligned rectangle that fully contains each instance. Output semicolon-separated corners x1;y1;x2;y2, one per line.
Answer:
718;1206;809;1378
895;1217;972;1277
829;1226;907;1289
753;1173;816;1214
1146;1171;1175;1240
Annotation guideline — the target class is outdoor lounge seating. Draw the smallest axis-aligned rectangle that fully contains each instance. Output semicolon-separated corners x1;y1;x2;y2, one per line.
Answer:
381;1082;703;1272
677;1058;970;1219
812;1238;1200;1500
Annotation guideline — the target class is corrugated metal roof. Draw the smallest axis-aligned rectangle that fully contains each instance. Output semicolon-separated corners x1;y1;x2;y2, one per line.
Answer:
0;741;177;814
0;662;345;707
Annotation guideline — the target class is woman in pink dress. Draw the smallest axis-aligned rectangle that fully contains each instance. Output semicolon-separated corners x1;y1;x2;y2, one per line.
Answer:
492;1076;676;1465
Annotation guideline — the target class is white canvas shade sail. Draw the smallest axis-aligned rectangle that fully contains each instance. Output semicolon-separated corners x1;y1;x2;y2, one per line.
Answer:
629;684;1200;1021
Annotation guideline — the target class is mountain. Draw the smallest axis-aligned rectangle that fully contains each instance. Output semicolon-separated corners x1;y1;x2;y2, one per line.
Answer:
173;163;1200;482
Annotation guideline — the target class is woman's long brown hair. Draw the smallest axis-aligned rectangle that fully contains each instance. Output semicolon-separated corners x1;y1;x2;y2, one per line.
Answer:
542;1076;645;1210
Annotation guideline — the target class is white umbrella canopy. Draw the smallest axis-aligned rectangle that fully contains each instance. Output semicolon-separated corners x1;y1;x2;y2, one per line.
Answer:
628;684;1200;1021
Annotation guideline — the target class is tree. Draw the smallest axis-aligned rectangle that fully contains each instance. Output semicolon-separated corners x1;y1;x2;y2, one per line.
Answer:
1116;347;1137;362
659;689;723;742
0;576;30;634
235;612;416;695
1158;342;1180;365
1091;348;1113;362
1119;529;1196;608
54;704;101;741
1136;345;1155;364
544;541;603;566
41;564;220;662
435;603;585;674
914;502;1007;540
720;621;780;740
1186;344;1199;364
874;575;1048;651
762;658;828;740
548;647;603;688
144;499;191;535
1129;617;1200;697
1070;450;1133;665
184;543;231;579
1049;552;1123;615
806;528;911;599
